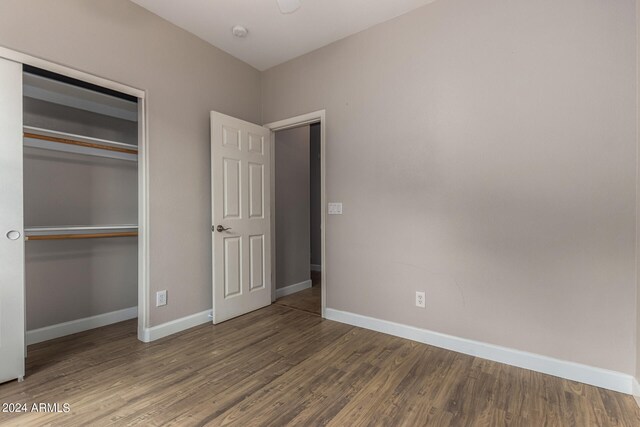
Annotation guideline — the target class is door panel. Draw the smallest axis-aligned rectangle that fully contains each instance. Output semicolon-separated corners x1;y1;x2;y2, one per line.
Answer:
249;234;265;290
223;158;241;219
211;111;271;323
248;133;264;155
0;58;25;383
222;125;241;150
249;162;264;218
224;236;242;298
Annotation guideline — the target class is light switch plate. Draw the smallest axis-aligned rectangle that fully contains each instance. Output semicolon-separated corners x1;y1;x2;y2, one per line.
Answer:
328;202;343;215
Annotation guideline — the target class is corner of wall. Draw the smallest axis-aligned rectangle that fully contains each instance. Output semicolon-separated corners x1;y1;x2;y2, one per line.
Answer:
259;69;266;126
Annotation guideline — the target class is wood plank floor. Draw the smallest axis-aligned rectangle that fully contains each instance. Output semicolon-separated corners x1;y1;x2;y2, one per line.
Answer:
0;305;639;426
274;271;321;315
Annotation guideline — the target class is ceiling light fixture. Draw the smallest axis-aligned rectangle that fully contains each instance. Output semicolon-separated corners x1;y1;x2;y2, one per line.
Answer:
277;0;302;14
231;25;249;38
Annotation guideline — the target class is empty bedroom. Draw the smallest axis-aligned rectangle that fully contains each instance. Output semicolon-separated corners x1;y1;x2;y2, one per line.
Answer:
0;0;640;425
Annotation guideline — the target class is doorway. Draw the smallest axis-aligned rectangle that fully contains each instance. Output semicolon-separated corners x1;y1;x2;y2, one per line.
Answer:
264;111;326;317
271;124;321;315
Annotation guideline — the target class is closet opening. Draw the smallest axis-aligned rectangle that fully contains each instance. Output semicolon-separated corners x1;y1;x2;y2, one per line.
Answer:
22;64;141;347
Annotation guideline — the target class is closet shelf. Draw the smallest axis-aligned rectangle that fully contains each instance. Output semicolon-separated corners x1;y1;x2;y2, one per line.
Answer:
24;225;138;241
23;126;138;162
24;71;138;122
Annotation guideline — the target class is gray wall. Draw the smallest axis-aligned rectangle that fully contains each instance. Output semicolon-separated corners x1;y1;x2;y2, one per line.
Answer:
275;126;311;289
0;0;261;326
25;238;137;330
310;123;321;267
262;0;637;374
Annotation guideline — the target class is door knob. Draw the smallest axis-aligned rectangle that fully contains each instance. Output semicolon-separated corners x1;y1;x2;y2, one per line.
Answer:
216;225;232;232
6;230;21;240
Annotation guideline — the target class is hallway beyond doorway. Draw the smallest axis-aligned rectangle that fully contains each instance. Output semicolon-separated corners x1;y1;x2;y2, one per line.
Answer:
274;271;321;315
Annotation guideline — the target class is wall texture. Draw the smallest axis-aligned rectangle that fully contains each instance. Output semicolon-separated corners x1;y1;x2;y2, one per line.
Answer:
262;0;637;374
275;126;311;289
310;123;322;267
0;0;261;326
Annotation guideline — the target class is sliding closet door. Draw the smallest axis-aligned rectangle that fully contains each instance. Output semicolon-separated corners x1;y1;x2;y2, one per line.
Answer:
0;58;25;383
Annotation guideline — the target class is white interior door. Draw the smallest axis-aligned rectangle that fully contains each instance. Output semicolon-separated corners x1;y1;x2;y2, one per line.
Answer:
0;58;25;383
211;111;271;323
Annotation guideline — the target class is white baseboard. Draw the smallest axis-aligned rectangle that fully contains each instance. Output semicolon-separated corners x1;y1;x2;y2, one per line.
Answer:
276;279;312;298
27;306;138;345
310;264;322;272
325;308;636;395
141;309;212;342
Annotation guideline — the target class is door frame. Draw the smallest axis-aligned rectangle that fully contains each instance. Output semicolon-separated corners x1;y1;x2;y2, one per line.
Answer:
0;46;151;342
264;110;327;317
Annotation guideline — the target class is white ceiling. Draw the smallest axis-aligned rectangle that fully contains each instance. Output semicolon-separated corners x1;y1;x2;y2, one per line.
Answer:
130;0;436;71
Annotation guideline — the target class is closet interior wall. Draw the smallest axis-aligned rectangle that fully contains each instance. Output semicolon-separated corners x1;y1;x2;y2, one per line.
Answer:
23;70;138;331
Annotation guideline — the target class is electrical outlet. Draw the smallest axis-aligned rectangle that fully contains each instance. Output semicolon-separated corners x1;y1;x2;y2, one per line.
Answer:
415;291;425;308
156;290;167;307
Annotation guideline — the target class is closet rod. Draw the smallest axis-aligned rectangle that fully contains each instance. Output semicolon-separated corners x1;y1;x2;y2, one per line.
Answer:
24;132;138;155
25;232;138;241
24;225;138;233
